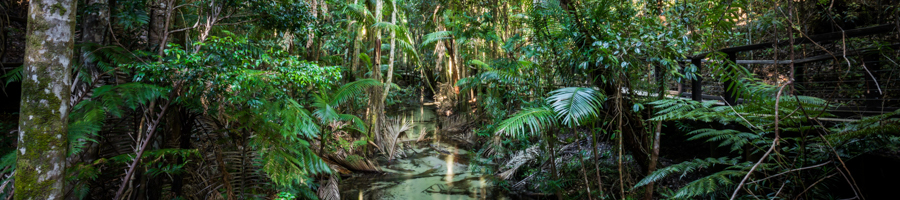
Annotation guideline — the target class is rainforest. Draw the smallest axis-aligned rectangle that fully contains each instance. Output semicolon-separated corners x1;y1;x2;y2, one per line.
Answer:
1;0;899;199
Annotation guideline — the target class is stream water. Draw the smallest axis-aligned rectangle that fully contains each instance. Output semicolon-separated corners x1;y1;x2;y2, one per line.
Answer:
338;104;511;200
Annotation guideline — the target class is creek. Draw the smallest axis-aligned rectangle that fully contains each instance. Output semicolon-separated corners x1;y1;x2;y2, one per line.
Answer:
338;104;511;199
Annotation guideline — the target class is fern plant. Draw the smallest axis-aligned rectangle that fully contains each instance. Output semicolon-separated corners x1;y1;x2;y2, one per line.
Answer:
638;78;899;199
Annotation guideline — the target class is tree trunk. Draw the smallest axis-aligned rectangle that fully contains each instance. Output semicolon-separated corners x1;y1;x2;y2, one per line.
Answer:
644;66;667;200
17;0;77;198
76;0;108;93
548;132;562;200
380;0;397;104
367;0;385;152
306;0;318;61
149;0;168;52
74;0;109;178
591;121;604;197
171;109;193;197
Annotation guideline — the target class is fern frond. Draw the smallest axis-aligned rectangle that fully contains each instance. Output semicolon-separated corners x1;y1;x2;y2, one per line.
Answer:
634;157;742;188
687;129;761;153
672;170;744;199
1;66;23;86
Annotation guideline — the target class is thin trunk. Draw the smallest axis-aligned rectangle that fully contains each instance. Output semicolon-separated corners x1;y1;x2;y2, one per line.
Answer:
350;0;361;80
617;89;625;199
591;121;604;197
172;109;193;197
76;0;108;93
644;66;666;200
578;127;594;200
644;121;662;200
306;0;318;60
548;132;562;199
17;0;77;199
381;0;397;103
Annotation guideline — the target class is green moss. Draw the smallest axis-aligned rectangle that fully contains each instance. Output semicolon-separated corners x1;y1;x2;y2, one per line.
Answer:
16;67;68;200
16;21;72;200
50;3;67;15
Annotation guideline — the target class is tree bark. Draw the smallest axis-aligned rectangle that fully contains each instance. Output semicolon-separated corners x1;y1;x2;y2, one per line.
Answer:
17;0;78;198
367;0;385;152
380;0;397;104
149;0;169;53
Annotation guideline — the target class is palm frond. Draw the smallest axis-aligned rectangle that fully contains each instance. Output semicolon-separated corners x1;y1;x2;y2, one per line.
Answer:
317;175;340;200
421;31;453;47
468;59;490;69
383;117;414;160
497;144;542;180
495;106;557;139
337;114;367;134
548;87;606;127
344;3;375;25
330;78;380;107
371;22;399;32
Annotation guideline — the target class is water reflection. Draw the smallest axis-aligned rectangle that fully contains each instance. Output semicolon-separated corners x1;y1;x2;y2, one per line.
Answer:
445;147;455;184
338;105;509;199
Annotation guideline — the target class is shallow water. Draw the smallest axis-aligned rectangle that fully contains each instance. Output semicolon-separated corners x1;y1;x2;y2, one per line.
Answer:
338;105;509;200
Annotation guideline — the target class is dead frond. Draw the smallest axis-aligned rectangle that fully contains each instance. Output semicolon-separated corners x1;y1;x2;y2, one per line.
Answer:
497;144;542;180
382;116;414;160
317;175;340;200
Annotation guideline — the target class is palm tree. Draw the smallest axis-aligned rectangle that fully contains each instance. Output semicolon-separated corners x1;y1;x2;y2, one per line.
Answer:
495;86;606;199
311;79;380;155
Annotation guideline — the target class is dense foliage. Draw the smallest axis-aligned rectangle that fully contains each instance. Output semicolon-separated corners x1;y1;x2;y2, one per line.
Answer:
0;0;898;199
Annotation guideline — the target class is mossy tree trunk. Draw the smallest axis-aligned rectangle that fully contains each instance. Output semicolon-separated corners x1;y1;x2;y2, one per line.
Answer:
16;0;77;199
367;0;385;153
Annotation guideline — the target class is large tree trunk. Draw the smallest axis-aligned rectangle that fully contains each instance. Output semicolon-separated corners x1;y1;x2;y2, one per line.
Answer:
17;0;77;198
367;0;385;152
